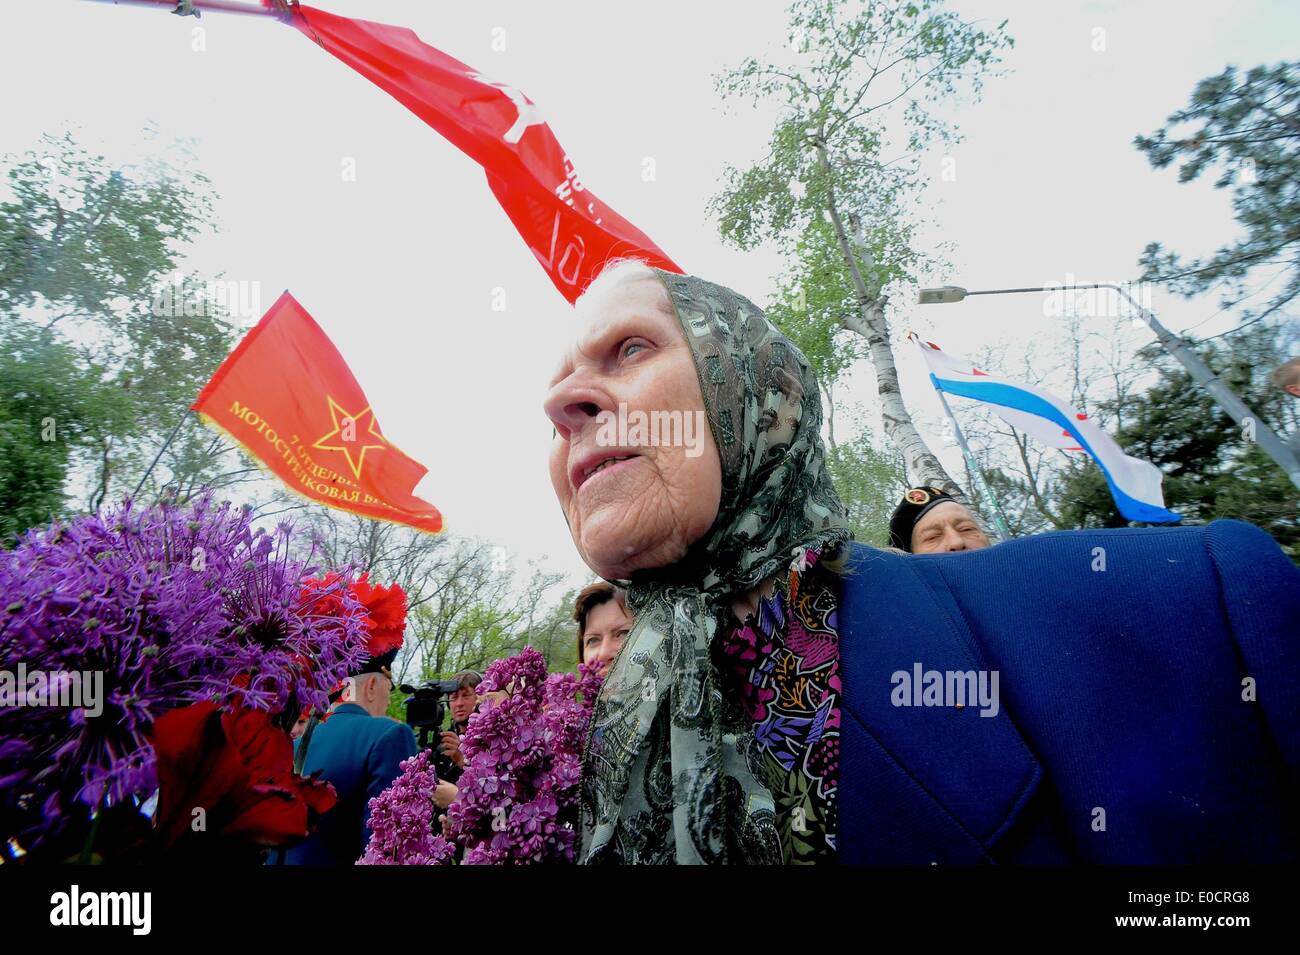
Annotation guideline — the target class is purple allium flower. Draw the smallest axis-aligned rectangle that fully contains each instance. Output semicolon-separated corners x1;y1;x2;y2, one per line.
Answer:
0;494;370;852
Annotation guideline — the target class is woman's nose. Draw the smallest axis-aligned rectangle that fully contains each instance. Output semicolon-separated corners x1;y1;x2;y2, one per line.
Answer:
543;373;609;441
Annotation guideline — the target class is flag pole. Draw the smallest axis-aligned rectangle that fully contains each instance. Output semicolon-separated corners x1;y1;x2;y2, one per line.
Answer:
79;0;291;19
131;409;192;503
932;387;1013;542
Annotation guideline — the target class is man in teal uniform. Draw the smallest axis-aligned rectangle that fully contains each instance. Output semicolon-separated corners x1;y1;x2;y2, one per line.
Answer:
281;594;416;865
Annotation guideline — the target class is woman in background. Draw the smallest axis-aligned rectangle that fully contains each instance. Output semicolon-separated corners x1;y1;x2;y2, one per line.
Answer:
573;582;632;678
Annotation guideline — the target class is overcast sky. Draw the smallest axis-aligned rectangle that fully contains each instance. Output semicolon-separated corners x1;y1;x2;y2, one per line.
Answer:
2;0;1296;587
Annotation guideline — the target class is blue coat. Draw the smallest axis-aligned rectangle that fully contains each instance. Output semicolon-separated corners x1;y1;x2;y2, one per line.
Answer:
837;519;1299;863
281;704;417;865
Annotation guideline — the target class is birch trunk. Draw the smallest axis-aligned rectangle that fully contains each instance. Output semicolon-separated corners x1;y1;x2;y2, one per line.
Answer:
816;141;967;502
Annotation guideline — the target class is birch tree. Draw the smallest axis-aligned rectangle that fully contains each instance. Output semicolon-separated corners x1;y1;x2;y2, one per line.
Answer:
709;0;1012;494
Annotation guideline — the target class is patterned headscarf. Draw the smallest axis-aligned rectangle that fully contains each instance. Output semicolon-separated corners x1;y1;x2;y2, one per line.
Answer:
579;267;851;864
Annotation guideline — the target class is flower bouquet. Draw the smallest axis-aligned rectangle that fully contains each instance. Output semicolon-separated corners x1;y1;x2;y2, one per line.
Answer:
359;647;601;865
0;495;370;862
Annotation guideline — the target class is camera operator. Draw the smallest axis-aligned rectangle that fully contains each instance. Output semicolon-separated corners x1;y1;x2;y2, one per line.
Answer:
436;669;482;784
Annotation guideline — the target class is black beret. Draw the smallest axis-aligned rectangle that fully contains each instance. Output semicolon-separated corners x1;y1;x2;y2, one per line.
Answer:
888;486;957;552
352;647;398;678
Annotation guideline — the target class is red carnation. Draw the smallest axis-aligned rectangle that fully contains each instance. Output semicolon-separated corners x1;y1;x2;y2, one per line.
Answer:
148;702;336;852
350;573;407;657
300;572;407;661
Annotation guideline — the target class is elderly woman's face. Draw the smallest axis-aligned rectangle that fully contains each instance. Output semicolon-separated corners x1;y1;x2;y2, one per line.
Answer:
545;276;721;580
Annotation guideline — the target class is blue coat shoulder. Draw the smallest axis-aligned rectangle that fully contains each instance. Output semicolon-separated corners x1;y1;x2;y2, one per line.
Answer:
279;705;417;865
836;520;1300;863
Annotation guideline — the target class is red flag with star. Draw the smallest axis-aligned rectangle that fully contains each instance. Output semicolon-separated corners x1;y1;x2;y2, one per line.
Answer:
289;4;682;303
192;291;443;533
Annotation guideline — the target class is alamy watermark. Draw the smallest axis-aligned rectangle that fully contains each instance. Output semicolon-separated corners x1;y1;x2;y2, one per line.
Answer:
0;664;103;718
150;272;262;320
595;402;707;458
1042;273;1153;327
891;662;1000;718
50;885;151;935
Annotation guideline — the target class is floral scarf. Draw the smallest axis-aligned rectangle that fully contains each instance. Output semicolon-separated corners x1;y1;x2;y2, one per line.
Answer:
718;545;843;863
579;267;851;864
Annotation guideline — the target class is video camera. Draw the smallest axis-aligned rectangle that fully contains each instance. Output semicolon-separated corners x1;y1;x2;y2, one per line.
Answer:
399;678;462;779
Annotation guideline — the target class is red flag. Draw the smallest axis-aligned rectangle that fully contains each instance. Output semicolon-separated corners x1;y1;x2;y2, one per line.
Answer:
290;5;683;303
192;291;443;533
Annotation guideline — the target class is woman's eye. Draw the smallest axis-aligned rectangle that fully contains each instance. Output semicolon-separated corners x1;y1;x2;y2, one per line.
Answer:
619;338;650;361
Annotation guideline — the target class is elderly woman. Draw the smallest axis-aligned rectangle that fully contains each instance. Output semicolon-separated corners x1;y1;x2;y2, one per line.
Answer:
545;260;1300;865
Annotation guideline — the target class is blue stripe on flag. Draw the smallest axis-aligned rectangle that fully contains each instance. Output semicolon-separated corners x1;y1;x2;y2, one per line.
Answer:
932;374;1180;524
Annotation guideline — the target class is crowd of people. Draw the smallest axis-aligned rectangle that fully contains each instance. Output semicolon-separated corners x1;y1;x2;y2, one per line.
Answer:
7;242;1285;865
269;579;632;865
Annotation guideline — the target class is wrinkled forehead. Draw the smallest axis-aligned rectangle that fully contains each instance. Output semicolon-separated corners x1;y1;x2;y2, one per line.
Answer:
576;268;673;324
549;273;679;384
915;500;973;529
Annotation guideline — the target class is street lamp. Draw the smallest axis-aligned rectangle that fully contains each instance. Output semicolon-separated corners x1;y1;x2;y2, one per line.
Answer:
917;286;969;305
918;282;1300;490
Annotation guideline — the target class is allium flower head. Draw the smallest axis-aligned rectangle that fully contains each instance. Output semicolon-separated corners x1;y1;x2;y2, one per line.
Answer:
0;495;370;851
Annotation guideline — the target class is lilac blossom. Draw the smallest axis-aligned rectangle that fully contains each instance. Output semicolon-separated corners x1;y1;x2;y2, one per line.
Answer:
357;749;455;865
359;647;602;865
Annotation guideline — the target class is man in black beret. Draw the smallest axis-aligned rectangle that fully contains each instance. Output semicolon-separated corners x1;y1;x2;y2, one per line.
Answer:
888;486;992;554
280;577;417;865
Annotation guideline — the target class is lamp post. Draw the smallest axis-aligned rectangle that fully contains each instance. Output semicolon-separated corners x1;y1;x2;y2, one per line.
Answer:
918;283;1300;491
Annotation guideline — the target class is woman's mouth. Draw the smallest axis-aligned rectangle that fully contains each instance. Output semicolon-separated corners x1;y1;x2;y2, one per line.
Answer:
573;452;639;491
